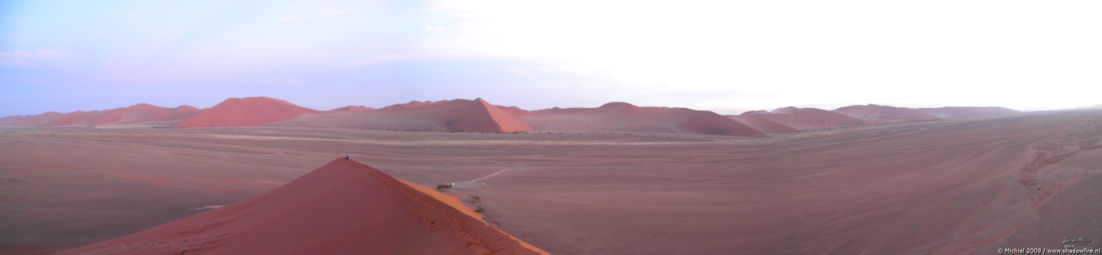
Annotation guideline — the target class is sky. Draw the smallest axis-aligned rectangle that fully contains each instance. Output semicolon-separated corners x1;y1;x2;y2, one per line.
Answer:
2;0;1100;116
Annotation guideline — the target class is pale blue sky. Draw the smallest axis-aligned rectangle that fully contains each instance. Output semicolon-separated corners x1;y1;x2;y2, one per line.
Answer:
2;0;1101;116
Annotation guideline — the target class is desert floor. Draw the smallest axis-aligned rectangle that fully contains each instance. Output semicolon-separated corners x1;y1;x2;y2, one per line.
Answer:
3;110;1102;254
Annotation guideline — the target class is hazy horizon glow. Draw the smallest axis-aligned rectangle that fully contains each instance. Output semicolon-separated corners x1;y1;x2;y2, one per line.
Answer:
2;0;1100;116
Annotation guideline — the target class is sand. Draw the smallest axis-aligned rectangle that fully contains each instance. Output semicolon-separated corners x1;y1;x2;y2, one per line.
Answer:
58;158;546;255
3;109;1102;254
833;104;940;124
176;97;319;128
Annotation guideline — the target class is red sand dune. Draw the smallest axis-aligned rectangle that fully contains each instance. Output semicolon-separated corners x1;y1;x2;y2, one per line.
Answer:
526;102;767;136
59;158;547;255
277;98;531;133
445;98;530;133
742;106;870;130
177;97;319;128
916;106;1019;119
371;98;531;133
0;104;198;127
833;104;940;124
726;113;799;134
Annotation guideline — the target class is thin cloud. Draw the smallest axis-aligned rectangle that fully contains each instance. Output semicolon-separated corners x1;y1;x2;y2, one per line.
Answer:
0;49;62;59
276;16;310;22
425;25;445;32
349;52;417;66
276;9;357;23
505;67;527;76
0;49;62;64
321;8;357;16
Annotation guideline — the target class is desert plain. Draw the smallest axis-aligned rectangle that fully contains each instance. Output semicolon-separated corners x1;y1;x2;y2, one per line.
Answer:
2;108;1101;254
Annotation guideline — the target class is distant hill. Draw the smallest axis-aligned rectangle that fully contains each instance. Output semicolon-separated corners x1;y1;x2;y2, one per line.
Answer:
176;97;319;127
739;107;870;130
726;114;799;134
0;104;198;127
526;102;766;137
0;98;1028;136
328;105;373;112
275;98;530;133
915;107;1019;119
833;104;940;124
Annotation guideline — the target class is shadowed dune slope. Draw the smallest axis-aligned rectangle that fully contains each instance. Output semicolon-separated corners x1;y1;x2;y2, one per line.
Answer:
176;97;318;128
743;106;870;130
450;98;531;133
59;158;547;255
526;102;766;136
916;106;1019;119
275;98;530;133
833;104;940;124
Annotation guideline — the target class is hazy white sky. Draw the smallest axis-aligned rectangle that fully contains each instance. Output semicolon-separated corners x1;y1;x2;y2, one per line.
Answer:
2;0;1100;115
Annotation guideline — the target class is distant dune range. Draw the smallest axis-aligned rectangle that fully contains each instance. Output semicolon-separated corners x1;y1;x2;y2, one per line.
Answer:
1;96;1022;136
0;104;199;127
916;106;1020;119
724;106;871;133
525;102;766;137
833;104;941;124
275;98;530;133
59;158;547;255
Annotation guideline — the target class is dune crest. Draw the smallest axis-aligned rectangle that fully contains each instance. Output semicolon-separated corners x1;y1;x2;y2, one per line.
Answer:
60;158;547;255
